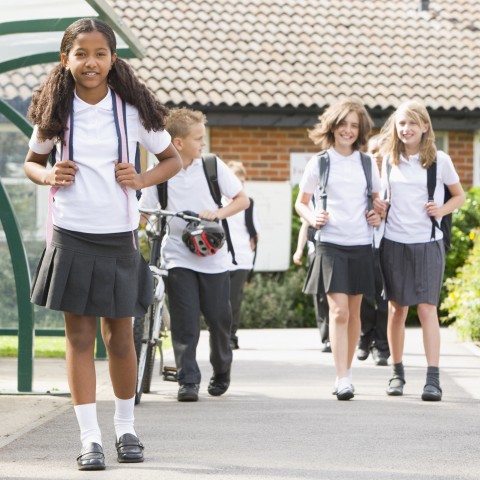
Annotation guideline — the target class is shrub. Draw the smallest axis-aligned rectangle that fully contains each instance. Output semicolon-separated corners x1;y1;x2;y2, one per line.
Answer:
439;186;480;322
441;230;480;341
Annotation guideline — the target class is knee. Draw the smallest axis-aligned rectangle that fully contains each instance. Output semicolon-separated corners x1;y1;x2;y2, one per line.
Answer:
103;328;133;359
66;328;96;354
417;304;439;323
330;306;349;325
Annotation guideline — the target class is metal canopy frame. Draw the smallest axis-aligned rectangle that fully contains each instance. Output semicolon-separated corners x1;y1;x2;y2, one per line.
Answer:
0;0;145;393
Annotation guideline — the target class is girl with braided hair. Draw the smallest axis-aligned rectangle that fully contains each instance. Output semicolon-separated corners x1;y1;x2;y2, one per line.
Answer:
24;18;181;470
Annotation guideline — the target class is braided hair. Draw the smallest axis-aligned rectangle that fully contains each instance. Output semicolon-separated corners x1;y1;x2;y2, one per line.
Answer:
28;18;167;141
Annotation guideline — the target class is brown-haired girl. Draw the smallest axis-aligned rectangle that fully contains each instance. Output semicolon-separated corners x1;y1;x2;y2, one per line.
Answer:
295;98;381;400
24;18;181;470
376;100;465;401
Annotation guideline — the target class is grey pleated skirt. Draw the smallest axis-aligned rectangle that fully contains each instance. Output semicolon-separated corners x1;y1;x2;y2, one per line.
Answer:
31;226;153;318
379;238;445;307
303;242;375;297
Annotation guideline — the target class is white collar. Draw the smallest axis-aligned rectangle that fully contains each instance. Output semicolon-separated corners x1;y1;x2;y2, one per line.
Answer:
73;88;113;112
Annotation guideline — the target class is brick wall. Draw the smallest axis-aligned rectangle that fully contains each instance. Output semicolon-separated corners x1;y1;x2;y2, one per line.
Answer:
210;126;474;187
448;131;474;188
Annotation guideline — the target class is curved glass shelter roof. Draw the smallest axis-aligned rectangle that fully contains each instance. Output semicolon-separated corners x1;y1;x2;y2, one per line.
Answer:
0;0;145;74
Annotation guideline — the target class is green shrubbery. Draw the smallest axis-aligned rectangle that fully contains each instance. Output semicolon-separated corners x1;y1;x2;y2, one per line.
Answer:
442;230;480;341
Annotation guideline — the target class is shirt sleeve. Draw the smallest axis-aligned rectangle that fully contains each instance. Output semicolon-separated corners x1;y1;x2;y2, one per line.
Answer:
299;155;319;194
28;126;55;154
371;156;381;193
138;124;172;155
217;157;243;199
438;151;460;186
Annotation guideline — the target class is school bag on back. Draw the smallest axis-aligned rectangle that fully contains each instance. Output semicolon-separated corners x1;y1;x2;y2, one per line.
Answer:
427;161;453;252
157;153;237;264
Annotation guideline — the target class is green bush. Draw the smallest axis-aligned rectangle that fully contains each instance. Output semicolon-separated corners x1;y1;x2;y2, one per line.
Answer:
441;230;480;341
241;184;316;328
439;186;480;322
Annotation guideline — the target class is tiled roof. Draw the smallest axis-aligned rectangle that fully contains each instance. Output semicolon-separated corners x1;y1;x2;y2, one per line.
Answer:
1;0;480;113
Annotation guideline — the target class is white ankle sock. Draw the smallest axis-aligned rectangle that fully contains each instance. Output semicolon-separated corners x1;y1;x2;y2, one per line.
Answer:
347;368;353;385
74;403;102;447
114;395;136;441
337;377;351;393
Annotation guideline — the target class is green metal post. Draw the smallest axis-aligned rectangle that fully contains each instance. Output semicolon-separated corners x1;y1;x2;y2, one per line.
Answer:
0;180;34;391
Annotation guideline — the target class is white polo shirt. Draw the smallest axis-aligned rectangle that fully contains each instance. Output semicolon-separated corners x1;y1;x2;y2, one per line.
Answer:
382;150;460;244
139;157;243;273
300;147;381;246
28;89;171;234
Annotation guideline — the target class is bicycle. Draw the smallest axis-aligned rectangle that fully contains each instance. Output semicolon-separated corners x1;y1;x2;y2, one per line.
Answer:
134;207;200;405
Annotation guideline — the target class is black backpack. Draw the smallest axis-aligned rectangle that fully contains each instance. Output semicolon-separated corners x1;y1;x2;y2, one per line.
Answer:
307;150;373;242
156;153;237;264
386;157;452;252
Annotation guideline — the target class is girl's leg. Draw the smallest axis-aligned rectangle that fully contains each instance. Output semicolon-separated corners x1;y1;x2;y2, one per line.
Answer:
387;301;409;364
417;303;442;401
346;294;363;369
101;317;144;461
101;317;138;440
327;292;350;379
65;313;102;447
416;303;441;366
386;301;409;395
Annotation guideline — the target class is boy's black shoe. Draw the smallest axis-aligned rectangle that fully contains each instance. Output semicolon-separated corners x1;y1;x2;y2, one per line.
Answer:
372;347;389;366
177;383;199;402
77;442;105;471
208;371;230;396
357;337;370;360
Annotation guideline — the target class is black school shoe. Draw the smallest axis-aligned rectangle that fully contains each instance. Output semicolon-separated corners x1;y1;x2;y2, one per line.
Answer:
177;383;199;402
386;376;406;396
421;384;442;402
77;442;105;471
371;347;389;366
208;370;230;396
115;433;144;463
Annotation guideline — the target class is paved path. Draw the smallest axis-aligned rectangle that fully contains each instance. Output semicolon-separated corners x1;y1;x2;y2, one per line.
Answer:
0;327;479;479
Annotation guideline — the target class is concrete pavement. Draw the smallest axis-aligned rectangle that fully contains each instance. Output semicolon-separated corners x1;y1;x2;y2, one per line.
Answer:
0;327;479;479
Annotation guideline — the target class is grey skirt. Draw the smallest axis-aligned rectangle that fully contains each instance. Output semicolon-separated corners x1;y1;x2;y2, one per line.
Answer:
31;227;153;318
379;238;445;307
303;242;375;297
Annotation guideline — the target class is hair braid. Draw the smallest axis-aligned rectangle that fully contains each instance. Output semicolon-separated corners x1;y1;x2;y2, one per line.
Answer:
108;59;168;131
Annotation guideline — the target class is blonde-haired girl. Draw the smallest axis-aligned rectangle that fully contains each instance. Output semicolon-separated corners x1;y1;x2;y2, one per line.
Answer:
376;100;465;401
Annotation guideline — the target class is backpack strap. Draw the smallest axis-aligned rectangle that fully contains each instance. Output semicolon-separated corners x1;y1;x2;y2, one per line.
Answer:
244;197;258;243
202;154;237;265
360;151;373;212
317;151;330;210
427;159;440;241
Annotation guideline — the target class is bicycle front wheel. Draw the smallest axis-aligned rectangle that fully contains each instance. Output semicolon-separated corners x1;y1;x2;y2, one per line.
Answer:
135;304;156;405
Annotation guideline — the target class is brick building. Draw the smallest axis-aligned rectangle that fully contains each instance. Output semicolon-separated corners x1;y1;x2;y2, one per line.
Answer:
1;0;479;186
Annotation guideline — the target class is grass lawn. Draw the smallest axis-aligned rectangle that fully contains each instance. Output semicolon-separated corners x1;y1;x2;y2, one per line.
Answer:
0;334;172;358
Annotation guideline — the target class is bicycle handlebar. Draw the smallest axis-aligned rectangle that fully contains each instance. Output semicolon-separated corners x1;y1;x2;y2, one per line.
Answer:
139;208;200;223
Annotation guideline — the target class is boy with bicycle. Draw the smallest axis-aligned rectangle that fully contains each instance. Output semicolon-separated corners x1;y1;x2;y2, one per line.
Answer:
139;108;249;402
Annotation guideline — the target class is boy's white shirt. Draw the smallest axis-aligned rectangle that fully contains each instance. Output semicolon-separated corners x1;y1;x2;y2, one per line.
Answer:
381;150;459;244
139;156;242;273
29;89;171;234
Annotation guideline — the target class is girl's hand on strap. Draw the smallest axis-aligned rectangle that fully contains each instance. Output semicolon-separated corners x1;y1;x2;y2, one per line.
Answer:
50;160;77;187
115;162;140;189
313;210;329;228
366;209;381;227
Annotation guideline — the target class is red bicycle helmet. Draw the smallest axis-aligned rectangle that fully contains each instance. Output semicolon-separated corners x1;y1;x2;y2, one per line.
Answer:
182;220;225;257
